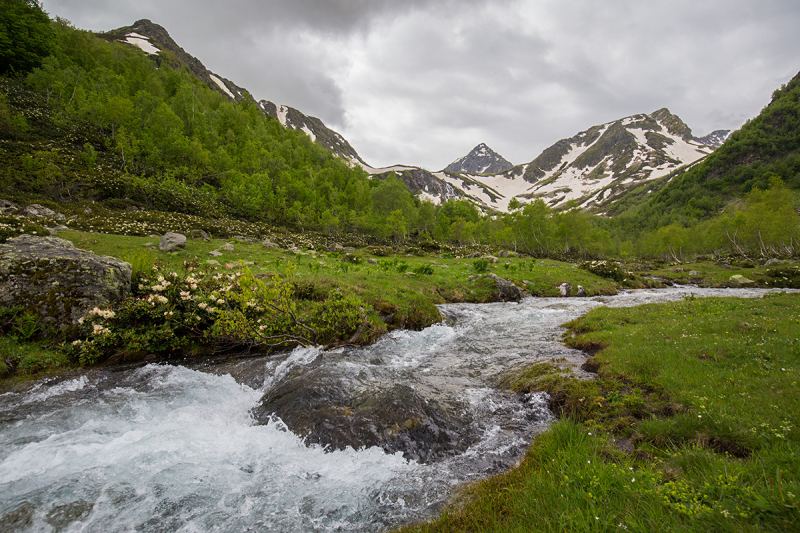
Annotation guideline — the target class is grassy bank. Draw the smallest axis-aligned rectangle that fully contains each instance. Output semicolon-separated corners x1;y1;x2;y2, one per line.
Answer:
401;293;800;532
1;229;621;383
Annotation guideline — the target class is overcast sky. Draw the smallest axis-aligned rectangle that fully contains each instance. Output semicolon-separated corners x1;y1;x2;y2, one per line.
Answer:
41;0;800;170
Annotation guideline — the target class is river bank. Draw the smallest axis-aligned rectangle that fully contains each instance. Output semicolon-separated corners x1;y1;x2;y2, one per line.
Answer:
4;228;795;385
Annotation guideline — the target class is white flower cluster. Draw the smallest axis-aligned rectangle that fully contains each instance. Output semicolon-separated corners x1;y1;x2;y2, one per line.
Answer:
87;307;116;320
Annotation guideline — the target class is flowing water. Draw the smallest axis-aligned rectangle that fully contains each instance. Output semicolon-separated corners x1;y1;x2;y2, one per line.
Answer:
0;287;788;532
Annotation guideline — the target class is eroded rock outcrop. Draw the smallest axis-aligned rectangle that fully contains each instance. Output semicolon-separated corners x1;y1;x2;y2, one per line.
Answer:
0;235;131;328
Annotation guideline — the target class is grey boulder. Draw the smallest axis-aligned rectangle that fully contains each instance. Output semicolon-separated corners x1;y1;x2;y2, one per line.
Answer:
0;235;131;328
159;232;186;252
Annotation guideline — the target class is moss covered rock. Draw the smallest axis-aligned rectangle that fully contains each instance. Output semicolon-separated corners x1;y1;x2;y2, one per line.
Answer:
0;235;131;329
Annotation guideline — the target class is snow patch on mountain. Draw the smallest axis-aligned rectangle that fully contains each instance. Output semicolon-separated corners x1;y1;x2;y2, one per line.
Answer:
210;74;235;99
122;33;159;55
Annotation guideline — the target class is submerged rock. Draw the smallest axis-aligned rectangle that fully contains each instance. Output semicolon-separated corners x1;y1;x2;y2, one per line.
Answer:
252;364;471;463
0;235;131;328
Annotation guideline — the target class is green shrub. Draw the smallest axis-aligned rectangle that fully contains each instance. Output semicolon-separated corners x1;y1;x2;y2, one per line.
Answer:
413;264;434;276
472;258;490;273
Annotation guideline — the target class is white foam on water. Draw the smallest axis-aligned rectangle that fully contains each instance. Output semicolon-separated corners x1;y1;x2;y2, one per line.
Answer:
23;375;89;404
0;364;415;532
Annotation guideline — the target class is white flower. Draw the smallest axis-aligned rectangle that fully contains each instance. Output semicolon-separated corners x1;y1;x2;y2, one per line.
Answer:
198;302;208;310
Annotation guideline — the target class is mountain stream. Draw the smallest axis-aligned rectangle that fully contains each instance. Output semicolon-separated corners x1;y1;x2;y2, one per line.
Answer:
0;287;787;532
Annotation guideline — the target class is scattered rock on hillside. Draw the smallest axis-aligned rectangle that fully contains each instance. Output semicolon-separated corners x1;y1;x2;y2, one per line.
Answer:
232;235;258;244
559;282;573;296
21;204;56;218
0;199;19;214
261;238;279;249
219;243;235;252
188;229;211;242
482;255;499;264
0;235;131;328
46;225;69;235
577;285;587;297
158;232;186;252
729;274;755;287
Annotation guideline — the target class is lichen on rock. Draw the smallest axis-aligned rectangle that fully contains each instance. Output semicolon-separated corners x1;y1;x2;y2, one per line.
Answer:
0;235;131;329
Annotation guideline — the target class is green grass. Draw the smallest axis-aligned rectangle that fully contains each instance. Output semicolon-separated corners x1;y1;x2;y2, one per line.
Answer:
401;293;800;532
58;228;619;306
630;260;800;289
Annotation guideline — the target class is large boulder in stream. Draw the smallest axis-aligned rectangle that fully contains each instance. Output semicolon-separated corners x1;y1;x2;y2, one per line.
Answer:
252;366;469;463
486;273;527;302
0;235;131;328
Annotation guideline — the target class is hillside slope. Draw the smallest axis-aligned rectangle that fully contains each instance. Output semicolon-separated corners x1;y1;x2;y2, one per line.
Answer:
105;19;364;163
609;70;800;225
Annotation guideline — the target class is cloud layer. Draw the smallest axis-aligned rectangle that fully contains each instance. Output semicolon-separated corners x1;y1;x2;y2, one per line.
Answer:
42;0;800;169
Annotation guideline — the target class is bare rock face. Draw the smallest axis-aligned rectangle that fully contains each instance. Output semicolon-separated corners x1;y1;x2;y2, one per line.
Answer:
0;235;131;328
158;232;186;252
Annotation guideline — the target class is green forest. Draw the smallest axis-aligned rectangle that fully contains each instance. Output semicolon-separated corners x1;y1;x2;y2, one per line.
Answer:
1;0;799;261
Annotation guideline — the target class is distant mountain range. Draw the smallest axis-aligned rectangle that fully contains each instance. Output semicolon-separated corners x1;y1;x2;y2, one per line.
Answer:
108;20;731;215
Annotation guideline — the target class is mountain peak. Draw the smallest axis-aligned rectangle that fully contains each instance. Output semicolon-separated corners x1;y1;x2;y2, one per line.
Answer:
444;144;513;174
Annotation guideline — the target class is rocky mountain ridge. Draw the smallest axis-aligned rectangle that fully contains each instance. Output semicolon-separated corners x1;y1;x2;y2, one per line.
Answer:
444;143;513;174
108;20;728;215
